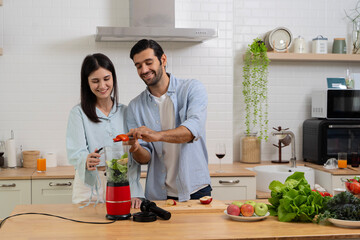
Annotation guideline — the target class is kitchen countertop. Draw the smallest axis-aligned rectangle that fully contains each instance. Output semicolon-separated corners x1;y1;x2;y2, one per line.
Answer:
304;162;360;175
0;166;75;180
2;161;359;180
0;167;35;180
2;201;360;240
32;166;75;179
0;163;256;179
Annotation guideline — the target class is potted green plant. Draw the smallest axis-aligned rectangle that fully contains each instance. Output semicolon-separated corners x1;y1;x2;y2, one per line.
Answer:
241;38;269;163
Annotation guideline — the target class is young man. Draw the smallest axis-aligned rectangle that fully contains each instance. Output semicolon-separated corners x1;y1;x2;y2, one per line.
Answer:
126;39;211;202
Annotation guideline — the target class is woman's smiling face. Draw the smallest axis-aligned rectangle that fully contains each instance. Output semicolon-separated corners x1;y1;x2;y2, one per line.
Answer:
88;67;113;100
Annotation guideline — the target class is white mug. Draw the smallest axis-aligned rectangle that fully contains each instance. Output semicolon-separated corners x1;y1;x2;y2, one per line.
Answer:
293;36;306;53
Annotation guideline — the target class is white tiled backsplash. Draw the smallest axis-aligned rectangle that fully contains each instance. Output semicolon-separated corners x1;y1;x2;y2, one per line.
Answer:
0;0;359;166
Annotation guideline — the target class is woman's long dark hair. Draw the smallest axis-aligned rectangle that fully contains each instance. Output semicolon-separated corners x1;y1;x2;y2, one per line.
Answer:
80;53;118;123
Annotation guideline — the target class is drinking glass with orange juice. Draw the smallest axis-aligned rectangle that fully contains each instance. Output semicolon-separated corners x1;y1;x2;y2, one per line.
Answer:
338;152;347;169
37;158;46;172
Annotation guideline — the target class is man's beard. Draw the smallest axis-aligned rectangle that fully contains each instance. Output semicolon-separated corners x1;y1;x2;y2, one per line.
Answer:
142;65;163;87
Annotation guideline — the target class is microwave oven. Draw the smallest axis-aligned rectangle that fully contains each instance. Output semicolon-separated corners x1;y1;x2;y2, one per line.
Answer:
311;89;360;119
303;118;360;165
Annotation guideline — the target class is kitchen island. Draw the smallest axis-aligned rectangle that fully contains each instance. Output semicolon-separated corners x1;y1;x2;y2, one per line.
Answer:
1;201;360;240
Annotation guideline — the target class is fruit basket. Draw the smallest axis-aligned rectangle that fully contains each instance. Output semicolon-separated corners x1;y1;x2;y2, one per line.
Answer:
342;177;360;199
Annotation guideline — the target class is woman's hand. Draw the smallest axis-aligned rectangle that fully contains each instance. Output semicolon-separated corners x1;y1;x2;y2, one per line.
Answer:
131;197;142;209
86;149;101;171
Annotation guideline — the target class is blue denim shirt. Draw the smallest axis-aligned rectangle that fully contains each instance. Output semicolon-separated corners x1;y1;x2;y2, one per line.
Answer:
127;74;211;202
66;103;144;199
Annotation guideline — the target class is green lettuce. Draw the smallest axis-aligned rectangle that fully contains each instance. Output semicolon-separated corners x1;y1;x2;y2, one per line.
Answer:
268;172;330;222
105;153;128;183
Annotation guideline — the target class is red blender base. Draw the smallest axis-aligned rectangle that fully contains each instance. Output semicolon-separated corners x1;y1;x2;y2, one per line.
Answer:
106;182;131;220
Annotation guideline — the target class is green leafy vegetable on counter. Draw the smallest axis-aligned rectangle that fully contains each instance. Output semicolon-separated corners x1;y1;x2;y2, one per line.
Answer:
316;191;360;223
106;152;128;183
268;172;330;222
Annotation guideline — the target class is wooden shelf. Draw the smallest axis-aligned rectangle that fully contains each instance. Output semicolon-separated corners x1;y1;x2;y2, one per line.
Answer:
0;0;2;6
267;52;360;62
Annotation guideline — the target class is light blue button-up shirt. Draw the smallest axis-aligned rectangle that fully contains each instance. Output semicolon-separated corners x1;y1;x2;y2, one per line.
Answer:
127;74;211;202
66;103;144;198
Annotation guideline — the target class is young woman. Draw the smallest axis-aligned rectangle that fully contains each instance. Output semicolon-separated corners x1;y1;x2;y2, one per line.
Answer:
66;53;143;208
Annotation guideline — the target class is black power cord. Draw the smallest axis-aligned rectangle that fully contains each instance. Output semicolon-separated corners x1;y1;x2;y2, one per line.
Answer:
0;212;116;229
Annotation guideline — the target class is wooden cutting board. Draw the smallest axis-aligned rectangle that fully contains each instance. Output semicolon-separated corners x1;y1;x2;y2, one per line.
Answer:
154;199;228;213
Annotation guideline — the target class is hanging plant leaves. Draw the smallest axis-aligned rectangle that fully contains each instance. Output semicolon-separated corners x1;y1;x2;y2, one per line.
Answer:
242;38;270;140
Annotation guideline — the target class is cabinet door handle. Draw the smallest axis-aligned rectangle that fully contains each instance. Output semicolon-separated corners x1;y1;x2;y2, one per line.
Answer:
219;180;240;184
49;182;72;187
0;183;16;187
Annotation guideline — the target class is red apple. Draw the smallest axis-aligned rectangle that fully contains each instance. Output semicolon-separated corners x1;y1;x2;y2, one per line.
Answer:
199;196;213;204
240;204;254;217
165;199;176;206
227;204;240;216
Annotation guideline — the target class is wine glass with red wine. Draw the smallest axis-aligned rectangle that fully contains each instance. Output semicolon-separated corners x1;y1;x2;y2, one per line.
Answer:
215;143;226;173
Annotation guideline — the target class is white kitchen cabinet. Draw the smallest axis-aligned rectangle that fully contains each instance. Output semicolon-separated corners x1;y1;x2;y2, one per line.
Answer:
32;179;73;204
0;180;31;219
139;176;256;201
211;176;256;200
314;169;355;195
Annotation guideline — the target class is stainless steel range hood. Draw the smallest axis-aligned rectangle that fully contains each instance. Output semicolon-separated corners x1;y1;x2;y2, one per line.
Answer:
95;0;217;42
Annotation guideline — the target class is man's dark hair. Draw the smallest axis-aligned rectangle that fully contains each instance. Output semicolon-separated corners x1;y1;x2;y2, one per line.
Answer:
130;39;164;64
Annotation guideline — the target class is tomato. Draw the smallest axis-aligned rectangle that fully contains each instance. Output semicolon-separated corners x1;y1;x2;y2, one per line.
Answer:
312;189;332;197
323;192;333;197
117;134;129;141
113;134;129;142
349;181;360;194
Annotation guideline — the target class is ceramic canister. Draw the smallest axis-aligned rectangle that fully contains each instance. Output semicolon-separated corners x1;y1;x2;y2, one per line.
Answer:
293;36;306;53
312;35;328;54
332;38;347;54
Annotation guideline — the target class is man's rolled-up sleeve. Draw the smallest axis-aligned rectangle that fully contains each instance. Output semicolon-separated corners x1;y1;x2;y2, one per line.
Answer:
180;80;208;141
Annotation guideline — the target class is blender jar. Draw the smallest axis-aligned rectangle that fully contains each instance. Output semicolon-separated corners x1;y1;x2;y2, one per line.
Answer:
105;144;129;183
104;144;132;220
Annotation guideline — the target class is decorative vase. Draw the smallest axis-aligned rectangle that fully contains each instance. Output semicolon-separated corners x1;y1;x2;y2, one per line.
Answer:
352;20;360;54
240;132;261;163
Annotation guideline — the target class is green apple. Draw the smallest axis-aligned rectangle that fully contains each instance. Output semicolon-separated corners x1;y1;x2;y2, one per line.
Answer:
244;200;256;207
254;202;268;216
231;201;243;208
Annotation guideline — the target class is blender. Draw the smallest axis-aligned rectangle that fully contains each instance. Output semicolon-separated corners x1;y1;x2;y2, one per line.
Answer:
104;144;131;220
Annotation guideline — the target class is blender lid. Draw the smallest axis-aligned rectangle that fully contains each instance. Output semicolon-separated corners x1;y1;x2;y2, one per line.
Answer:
132;211;157;222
